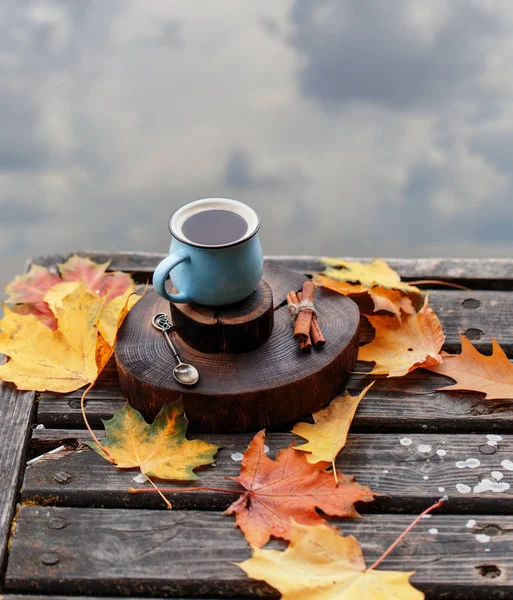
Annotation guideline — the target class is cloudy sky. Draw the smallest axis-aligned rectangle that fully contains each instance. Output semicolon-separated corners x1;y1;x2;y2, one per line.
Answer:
1;0;513;285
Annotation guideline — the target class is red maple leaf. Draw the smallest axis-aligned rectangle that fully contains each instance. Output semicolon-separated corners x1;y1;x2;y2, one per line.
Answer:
225;430;377;547
4;256;133;330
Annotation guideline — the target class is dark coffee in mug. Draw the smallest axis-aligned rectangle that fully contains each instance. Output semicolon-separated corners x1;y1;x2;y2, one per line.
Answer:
182;209;248;246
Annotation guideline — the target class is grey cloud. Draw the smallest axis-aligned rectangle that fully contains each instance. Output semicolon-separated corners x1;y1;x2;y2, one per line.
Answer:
288;199;319;232
0;0;123;174
470;130;513;176
288;0;505;110
224;148;288;191
399;160;513;245
400;164;443;242
0;199;51;225
0;92;48;172
259;16;281;38
140;20;183;49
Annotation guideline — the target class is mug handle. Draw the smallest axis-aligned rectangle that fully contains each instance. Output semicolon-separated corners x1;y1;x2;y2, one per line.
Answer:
153;249;190;303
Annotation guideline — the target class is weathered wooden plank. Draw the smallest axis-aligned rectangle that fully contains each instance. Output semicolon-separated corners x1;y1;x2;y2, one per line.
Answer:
3;597;223;600
24;430;513;513
349;370;513;433
0;381;36;577
36;364;513;433
30;251;513;288
2;597;221;600
30;250;167;274
6;506;512;598
267;256;513;289
36;395;124;428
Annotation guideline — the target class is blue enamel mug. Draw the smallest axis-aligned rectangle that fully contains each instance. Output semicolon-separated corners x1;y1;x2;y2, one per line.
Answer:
153;198;263;306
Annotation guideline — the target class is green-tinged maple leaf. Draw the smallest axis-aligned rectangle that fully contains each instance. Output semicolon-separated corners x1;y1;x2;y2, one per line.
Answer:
88;402;219;481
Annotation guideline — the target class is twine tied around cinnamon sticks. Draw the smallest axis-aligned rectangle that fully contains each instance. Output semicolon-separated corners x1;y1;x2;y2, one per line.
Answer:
288;299;317;319
286;280;326;352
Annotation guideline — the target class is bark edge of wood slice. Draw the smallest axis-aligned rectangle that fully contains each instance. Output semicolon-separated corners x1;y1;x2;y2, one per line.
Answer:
115;265;360;433
168;279;274;353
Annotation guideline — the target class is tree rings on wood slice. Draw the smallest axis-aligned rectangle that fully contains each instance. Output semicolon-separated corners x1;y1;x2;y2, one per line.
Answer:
115;264;360;433
168;280;274;353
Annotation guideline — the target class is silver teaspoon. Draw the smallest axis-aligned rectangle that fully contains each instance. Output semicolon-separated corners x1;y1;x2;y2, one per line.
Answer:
151;313;199;386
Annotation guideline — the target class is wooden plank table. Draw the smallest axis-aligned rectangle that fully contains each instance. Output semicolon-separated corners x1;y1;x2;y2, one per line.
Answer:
2;252;513;599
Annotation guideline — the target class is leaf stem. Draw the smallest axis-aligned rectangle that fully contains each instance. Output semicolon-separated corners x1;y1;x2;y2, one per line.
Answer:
367;496;447;571
408;279;470;291
81;381;112;459
129;485;239;495
144;473;173;509
332;459;339;485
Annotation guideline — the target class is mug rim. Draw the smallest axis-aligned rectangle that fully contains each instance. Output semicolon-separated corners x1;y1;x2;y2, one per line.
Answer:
168;198;261;249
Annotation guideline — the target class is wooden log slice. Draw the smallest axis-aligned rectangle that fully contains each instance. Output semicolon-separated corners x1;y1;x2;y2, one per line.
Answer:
116;264;360;433
169;280;274;353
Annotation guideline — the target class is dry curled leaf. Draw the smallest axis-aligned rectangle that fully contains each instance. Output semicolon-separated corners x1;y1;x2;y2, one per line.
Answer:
237;520;423;600
426;334;513;399
292;382;374;468
315;274;416;322
88;402;219;480
225;430;377;547
321;258;420;294
358;296;445;377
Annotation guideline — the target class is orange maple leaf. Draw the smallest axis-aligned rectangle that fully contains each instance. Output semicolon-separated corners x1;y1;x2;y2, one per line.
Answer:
358;296;445;377
224;430;377;548
426;334;513;399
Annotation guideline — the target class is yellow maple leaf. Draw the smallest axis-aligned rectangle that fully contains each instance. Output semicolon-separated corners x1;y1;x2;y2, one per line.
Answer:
321;258;420;294
426;334;513;400
315;274;416;321
358;296;445;377
88;402;219;480
97;286;139;345
292;382;374;473
0;281;103;392
237;520;423;600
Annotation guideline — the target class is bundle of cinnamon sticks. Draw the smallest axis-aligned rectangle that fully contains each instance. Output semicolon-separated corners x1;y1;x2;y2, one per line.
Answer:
286;280;326;352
